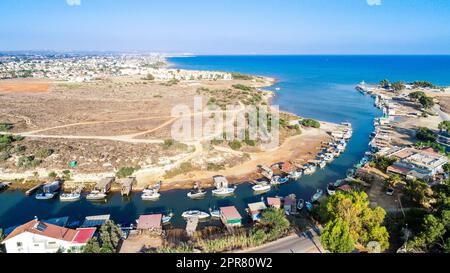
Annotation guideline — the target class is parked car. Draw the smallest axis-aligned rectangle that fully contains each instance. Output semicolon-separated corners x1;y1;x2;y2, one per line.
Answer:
386;188;395;196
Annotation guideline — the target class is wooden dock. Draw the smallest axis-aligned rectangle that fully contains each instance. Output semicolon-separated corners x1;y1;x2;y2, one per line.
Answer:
186;217;199;237
25;183;44;196
120;177;136;197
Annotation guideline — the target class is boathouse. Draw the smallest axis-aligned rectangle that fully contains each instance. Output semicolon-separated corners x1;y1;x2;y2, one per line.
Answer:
120;177;136;197
137;214;162;235
247;202;267;222
213;175;229;188
220;206;242;228
267;197;282;209
95;177;115;194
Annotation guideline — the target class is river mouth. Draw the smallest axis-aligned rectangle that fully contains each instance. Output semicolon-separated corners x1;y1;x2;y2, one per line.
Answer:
4;55;450;230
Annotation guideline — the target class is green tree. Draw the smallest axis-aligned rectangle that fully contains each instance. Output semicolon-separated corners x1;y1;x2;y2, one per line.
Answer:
419;95;435;110
229;140;242;151
83;220;123;253
416;127;437;142
117;166;137;178
48;171;57;179
319;191;390;252
387;174;403;187
409;91;426;102
301;119;321;128
439;121;450;133
404;179;433;206
391;81;405;92
320;218;355;253
380;79;390;89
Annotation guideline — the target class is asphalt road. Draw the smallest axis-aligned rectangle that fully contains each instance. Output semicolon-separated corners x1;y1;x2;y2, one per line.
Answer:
242;229;325;253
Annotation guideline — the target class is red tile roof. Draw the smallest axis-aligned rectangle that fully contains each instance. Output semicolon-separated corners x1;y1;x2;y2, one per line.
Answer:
137;214;162;230
3;220;78;243
72;228;96;244
267;197;281;206
220;206;242;220
387;165;410;176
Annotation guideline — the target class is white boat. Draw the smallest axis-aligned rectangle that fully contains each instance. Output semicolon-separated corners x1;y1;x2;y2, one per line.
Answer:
182;210;210;220
210;210;221;218
162;214;173;225
318;160;327;169
252;183;271;193
86;190;107;201
288;170;302;180
212;187;236;196
35;192;56;200
187;182;207;199
141;190;161;201
303;164;317;175
311;189;324;202
323;154;334;162
297;199;305;210
60;192;81;202
327;183;337;196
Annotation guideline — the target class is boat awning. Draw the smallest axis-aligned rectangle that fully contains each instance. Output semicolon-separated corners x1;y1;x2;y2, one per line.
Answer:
81;215;111;228
248;202;267;214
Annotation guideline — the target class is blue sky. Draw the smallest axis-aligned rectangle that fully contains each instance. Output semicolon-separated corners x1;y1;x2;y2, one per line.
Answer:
1;0;450;54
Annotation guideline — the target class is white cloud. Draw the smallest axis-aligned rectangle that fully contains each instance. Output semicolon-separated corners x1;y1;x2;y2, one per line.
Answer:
66;0;81;6
367;0;382;6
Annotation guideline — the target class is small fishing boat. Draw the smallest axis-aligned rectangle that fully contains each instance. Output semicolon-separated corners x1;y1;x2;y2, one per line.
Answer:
318;160;327;169
288;170;302;180
311;189;324;202
141;190;161;201
35;192;57;200
271;175;289;186
187;182;207;199
305;201;313;212
212;176;236;197
86;190;107;201
182;210;210;220
60;192;81;202
252;183;271;193
323;153;334;162
346;169;356;179
303;164;317;175
212;187;236;196
209;210;221;218
297;199;305;210
327;183;337;196
162;213;173;225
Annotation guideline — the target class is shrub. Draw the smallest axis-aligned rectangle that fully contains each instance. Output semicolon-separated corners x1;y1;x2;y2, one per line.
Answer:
416;127;437;142
0;123;13;131
116;167;137;178
302;119;321;128
35;148;54;159
231;73;253;80
229;140;242;151
143;73;155;81
232;84;252;91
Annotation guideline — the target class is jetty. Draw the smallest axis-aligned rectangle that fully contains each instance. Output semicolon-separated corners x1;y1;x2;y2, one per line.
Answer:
120;177;136;197
25;183;44;196
186;217;199;237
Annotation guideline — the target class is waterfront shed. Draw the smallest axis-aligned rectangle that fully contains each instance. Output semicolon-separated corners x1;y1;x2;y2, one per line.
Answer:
267;197;282;209
137;214;162;235
95;177;115;193
247;202;267;222
220;206;242;228
213;175;229;188
284;196;297;214
121;177;136;197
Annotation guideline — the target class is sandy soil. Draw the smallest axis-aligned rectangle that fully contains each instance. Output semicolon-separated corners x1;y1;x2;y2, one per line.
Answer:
0;79;51;93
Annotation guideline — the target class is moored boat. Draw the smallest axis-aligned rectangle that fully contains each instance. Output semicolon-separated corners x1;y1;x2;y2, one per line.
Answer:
297;199;305;210
311;189;324;202
60;192;81;202
187;182;207;199
212;187;236;196
327;183;337;196
182;210;210;220
252;183;271;193
141;190;161;201
35;192;57;200
162;213;173;225
305;201;313;212
86;190;107;201
209;210;221;218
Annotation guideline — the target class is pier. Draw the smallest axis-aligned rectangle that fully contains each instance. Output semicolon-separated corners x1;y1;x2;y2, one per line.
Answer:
25;183;44;196
120;177;136;197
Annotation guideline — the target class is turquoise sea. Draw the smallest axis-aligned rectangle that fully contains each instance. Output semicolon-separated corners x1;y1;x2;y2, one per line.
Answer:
1;55;450;230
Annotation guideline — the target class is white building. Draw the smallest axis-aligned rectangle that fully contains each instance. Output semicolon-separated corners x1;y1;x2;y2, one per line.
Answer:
1;219;96;253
